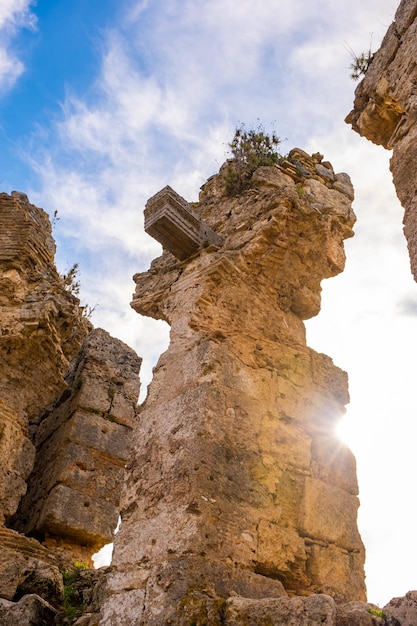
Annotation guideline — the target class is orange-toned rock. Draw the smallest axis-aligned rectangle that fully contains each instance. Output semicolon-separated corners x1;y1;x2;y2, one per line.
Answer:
15;328;142;562
0;192;89;524
101;155;365;625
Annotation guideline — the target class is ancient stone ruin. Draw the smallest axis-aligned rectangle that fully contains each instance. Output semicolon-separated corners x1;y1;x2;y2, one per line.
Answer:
100;150;367;624
346;0;417;281
2;155;417;625
4;1;417;617
0;192;142;623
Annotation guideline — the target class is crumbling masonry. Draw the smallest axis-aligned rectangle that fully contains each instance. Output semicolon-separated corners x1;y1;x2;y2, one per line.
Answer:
0;192;142;620
346;0;417;281
100;150;366;625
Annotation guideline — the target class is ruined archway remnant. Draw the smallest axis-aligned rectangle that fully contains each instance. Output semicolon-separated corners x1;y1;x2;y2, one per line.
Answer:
345;0;417;280
101;151;366;625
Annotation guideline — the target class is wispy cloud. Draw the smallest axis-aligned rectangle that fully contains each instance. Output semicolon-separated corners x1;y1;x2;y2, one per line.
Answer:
397;294;417;317
0;0;36;91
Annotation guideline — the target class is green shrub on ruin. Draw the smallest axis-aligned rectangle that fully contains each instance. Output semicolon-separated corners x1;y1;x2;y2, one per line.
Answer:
223;124;282;196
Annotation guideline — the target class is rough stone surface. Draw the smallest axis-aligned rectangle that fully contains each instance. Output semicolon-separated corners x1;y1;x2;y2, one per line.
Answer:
336;601;385;625
14;328;142;561
225;594;336;625
0;527;73;603
384;590;417;625
13;559;64;607
0;594;57;625
0;191;89;428
345;0;417;280
0;400;35;523
100;154;365;625
0;192;90;524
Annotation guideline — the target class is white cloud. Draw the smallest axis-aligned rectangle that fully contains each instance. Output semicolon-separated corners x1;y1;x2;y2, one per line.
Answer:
0;46;23;89
0;0;35;29
0;0;36;91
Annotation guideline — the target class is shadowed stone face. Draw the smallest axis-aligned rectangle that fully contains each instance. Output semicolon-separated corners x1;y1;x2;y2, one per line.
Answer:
101;154;365;625
0;192;90;527
13;328;142;562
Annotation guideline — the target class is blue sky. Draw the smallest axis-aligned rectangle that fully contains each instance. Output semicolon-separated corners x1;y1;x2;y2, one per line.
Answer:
2;0;416;607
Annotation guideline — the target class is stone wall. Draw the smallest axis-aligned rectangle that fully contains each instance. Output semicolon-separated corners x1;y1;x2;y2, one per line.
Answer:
13;328;142;563
345;0;417;279
0;192;89;525
0;192;142;622
100;151;366;625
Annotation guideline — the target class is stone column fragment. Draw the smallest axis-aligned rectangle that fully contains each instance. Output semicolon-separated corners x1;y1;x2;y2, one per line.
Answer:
101;154;365;625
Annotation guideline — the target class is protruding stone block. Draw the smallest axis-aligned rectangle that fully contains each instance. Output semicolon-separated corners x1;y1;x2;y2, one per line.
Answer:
37;484;117;547
144;185;222;260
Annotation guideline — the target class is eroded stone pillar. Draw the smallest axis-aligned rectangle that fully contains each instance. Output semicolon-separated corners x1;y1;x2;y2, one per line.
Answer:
345;0;417;280
101;153;366;625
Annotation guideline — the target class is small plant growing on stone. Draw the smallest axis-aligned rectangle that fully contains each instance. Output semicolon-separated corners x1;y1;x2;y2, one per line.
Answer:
346;40;374;81
82;302;98;319
62;262;81;296
350;50;373;80
108;384;116;401
52;209;60;228
223;123;282;196
367;606;385;618
295;184;305;198
61;264;98;319
61;561;89;622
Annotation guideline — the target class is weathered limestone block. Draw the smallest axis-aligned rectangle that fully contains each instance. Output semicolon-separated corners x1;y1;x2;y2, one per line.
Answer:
0;527;65;602
36;484;117;546
14;328;141;561
0;594;57;626
346;0;417;279
101;155;364;624
0;401;35;524
0;191;89;424
12;559;64;607
384;590;417;626
336;601;385;625
224;594;336;625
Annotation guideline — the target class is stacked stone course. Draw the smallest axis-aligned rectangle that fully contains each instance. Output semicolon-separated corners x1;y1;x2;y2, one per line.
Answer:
100;152;366;625
0;192;142;622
